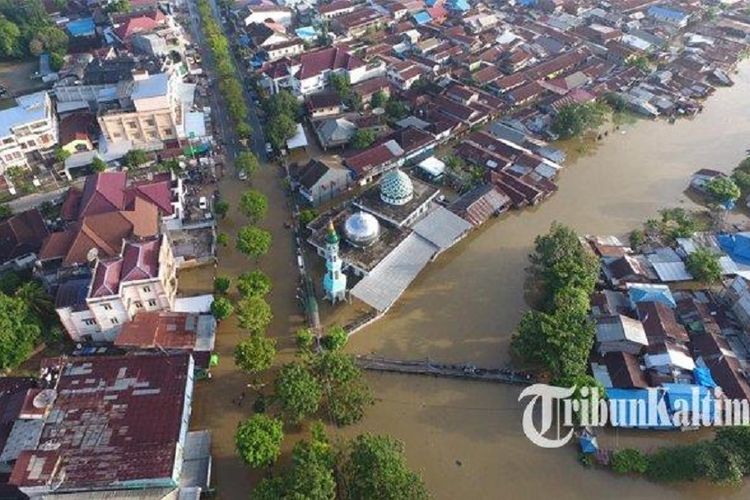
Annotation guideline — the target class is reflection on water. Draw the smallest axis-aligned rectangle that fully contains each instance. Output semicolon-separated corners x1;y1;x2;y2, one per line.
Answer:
342;60;750;500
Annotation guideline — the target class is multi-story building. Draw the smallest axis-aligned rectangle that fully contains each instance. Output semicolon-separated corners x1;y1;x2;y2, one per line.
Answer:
97;71;186;149
55;235;178;342
0;92;58;173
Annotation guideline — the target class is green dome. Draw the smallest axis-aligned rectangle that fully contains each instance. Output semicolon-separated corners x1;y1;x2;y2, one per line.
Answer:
379;169;413;206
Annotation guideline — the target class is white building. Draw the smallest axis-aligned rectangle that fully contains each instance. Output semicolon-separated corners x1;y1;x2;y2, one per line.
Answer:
55;236;178;342
244;6;293;27
0;91;58;173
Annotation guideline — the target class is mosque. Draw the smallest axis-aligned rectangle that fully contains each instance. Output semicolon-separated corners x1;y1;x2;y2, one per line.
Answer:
307;168;472;312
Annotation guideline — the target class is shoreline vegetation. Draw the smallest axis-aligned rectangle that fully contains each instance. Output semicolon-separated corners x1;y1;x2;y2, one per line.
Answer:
512;153;750;487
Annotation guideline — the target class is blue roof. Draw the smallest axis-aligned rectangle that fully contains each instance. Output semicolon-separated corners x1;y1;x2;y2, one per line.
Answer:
67;17;96;37
662;383;716;422
295;26;319;40
628;284;676;309
517;0;537;5
647;5;689;22
718;232;750;264
606;388;675;429
446;0;470;12
412;10;432;24
693;366;717;388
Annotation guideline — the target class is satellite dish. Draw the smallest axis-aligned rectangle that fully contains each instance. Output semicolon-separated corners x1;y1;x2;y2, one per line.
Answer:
372;107;385;116
33;389;57;409
87;247;99;262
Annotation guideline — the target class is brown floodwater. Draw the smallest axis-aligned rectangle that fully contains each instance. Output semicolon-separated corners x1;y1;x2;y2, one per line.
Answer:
190;61;750;499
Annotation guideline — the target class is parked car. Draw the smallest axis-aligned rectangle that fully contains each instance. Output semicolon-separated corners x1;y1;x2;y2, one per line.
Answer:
238;169;248;180
199;196;208;210
265;142;273;154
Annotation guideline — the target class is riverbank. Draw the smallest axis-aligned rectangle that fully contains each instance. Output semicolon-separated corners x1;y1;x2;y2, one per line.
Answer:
336;60;750;499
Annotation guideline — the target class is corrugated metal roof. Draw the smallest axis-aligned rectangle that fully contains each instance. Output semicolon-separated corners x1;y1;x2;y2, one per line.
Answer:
411;206;471;251
350;233;436;312
651;261;692;282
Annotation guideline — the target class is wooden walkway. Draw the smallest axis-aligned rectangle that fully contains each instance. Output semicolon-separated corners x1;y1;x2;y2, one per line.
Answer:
355;356;535;385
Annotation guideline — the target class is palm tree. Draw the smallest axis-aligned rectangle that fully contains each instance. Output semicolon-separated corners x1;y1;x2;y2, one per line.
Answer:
16;282;54;323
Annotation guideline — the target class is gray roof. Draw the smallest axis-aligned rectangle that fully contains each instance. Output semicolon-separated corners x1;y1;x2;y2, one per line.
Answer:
350;233;436;312
411;206;471;251
0;92;49;138
317;118;356;144
180;430;212;491
132;72;170;100
650;261;692;282
596;315;648;346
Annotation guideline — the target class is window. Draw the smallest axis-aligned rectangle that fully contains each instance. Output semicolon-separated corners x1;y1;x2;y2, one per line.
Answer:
148;299;157;307
162;128;173;136
143;286;151;293
111;317;119;325
102;304;113;311
145;118;156;126
134;301;143;308
83;318;96;326
128;122;138;129
113;132;122;138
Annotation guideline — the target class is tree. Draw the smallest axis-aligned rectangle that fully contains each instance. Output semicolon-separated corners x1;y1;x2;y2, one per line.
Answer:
551;102;608;139
685;248;722;285
350;128;376;150
239;189;268;223
16;281;53;324
0;18;21;58
236;296;273;333
706;176;741;205
0;271;21;294
234;334;276;376
264;89;301;118
216;232;229;247
91;156;107;172
626;54;650;72
329;72;351;98
312;351;373;426
612;449;648;474
299;209;317;226
296;327;315;351
105;0;130;13
54;147;70;163
29;26;68;56
236;270;271;298
629;229;646;249
371;90;388;109
385;100;408;121
267;113;297;150
0;293;42;371
123;149;149;168
235;151;259;178
732;169;750;192
342;434;428;500
214;199;229;219
601;92;627;113
49;51;64;71
0;204;12;220
236;122;252;140
210;296;234;321
236;226;272;260
275;362;322;423
321;325;347;351
235;414;283;468
214;275;230;294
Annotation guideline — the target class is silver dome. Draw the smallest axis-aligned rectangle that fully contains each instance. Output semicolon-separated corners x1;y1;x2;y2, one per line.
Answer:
344;211;380;247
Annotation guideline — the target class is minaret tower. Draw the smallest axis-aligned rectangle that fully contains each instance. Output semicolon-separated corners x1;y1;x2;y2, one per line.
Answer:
323;221;347;303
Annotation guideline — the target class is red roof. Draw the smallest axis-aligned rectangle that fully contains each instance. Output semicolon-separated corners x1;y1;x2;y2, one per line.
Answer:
9;354;192;492
115;312;197;350
298;46;364;80
0;209;49;264
78;172;127;219
114;10;167;40
90;237;161;298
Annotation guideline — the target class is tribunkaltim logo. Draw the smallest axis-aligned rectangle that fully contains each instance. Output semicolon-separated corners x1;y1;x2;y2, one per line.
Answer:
518;384;750;448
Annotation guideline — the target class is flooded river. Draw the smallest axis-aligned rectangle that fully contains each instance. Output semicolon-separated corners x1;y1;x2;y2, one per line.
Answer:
191;61;750;499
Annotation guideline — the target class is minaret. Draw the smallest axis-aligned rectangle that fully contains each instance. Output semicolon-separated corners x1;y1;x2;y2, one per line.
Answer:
323;221;347;303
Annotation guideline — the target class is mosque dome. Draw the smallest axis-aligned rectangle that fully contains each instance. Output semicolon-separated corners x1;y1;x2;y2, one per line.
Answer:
380;169;414;206
344;211;380;247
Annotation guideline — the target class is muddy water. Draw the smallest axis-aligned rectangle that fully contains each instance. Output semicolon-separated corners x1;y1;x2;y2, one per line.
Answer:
191;61;750;499
340;61;750;500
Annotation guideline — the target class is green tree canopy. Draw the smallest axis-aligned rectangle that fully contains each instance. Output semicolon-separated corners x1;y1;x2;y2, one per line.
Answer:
239;189;268;223
342;434;428;500
312;351;373;426
213;276;230;294
0;293;42;371
705;176;741;205
275;362;322;423
267;114;297;150
551;102;608;139
216;232;229;247
385;100;408;121
235;151;259;178
0;17;21;58
371;90;388;109
350;128;376;150
123;149;149;168
236;226;272;260
264;89;301;118
91;156;107;172
213;199;229;219
235;414;284;468
685;248;722;285
321;325;347;352
236;295;273;333
329;72;351;98
234;334;276;376
210;296;234;321
236;270;271;298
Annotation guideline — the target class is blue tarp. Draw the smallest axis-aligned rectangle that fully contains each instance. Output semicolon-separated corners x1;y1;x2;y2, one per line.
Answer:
579;432;598;453
693;366;718;388
628;284;677;309
718;232;750;265
67;17;96;37
412;10;432;25
605;388;676;429
662;383;716;423
446;0;470;12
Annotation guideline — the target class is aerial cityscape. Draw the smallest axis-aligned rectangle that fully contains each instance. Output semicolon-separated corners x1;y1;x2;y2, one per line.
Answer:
1;0;750;498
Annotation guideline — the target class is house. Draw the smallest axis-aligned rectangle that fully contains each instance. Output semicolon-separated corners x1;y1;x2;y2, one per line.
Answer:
292;46;369;96
0;209;50;268
246;22;291;49
58;112;98;154
265;38;305;61
291;158;352;205
319;0;356;19
315;117;357;149
647;5;690;28
6;353;211;497
55;236;177;341
243;5;293;27
306;91;343;118
448;184;511;226
596;314;648;355
332;8;385;38
97;72;190;149
113;9;168;41
386;59;425;90
0;92;58;173
591;351;649;388
352;76;390;107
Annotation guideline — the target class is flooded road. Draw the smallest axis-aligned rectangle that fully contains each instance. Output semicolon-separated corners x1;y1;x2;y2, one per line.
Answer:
190;59;750;499
342;60;750;500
